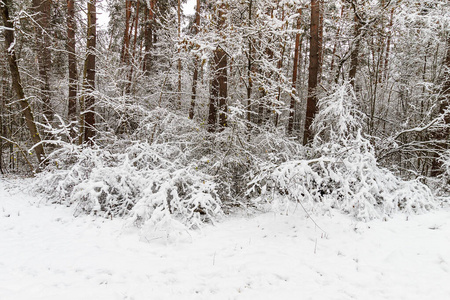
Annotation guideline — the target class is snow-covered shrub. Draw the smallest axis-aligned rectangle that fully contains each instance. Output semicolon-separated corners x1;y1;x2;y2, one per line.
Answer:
33;137;223;230
33;105;308;232
34;144;139;217
129;167;221;230
248;136;435;220
132;108;304;207
247;83;436;220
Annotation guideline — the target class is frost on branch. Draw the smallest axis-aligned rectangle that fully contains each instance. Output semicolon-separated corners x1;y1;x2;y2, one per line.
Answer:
248;83;436;220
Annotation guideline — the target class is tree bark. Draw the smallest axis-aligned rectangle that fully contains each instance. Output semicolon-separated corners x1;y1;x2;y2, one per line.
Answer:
143;0;155;75
349;14;361;89
67;0;78;124
121;0;132;64
125;0;140;94
303;0;320;145
177;0;182;110
317;0;323;82
274;5;286;128
246;0;253;128
258;6;275;126
83;0;96;144
383;8;394;82
189;0;200;119
32;0;53;124
208;4;227;132
209;47;228;132
441;36;450;125
287;8;302;135
132;0;139;55
1;1;46;165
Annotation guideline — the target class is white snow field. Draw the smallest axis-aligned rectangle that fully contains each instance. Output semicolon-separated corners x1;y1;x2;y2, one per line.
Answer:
1;180;450;300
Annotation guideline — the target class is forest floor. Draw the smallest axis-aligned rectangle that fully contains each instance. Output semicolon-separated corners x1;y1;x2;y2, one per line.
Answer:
1;179;450;300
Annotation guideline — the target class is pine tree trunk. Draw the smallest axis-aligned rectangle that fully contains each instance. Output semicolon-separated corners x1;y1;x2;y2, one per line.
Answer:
1;1;46;165
143;0;155;75
303;0;320;145
209;47;228;132
317;0;323;82
441;36;450;125
287;8;302;135
83;0;96;144
121;0;132;64
383;8;394;82
177;0;182;110
246;0;253;128
32;0;53;125
217;45;228;130
189;0;200;119
349;15;361;88
67;0;78;124
126;0;140;94
274;5;286;128
259;5;275;126
132;0;139;55
208;4;228;132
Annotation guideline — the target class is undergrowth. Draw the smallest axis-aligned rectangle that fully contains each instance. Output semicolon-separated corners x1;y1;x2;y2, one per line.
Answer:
33;83;438;235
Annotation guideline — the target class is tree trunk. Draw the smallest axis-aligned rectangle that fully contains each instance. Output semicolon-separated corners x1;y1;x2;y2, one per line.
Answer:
259;6;275;126
383;8;394;82
1;1;46;165
246;0;253;128
208;4;227;132
67;0;78;124
349;14;361;89
287;8;302;135
177;0;182;110
132;0;139;55
189;0;200;119
317;0;323;82
303;0;320;145
209;47;228;132
126;0;140;94
32;0;53;125
274;5;286;128
143;0;155;75
83;0;96;144
121;0;132;64
441;36;450;125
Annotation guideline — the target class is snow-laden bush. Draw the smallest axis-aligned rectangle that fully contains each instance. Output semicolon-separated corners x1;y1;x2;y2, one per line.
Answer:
34;139;223;230
129;167;221;230
34;107;309;233
248;135;435;220
132;108;305;206
33;104;309;234
247;83;435;220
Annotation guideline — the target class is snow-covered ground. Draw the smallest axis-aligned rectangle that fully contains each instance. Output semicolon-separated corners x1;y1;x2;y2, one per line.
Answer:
1;179;449;300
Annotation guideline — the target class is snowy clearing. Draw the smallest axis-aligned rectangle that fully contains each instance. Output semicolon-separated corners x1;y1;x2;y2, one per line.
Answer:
1;180;450;300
